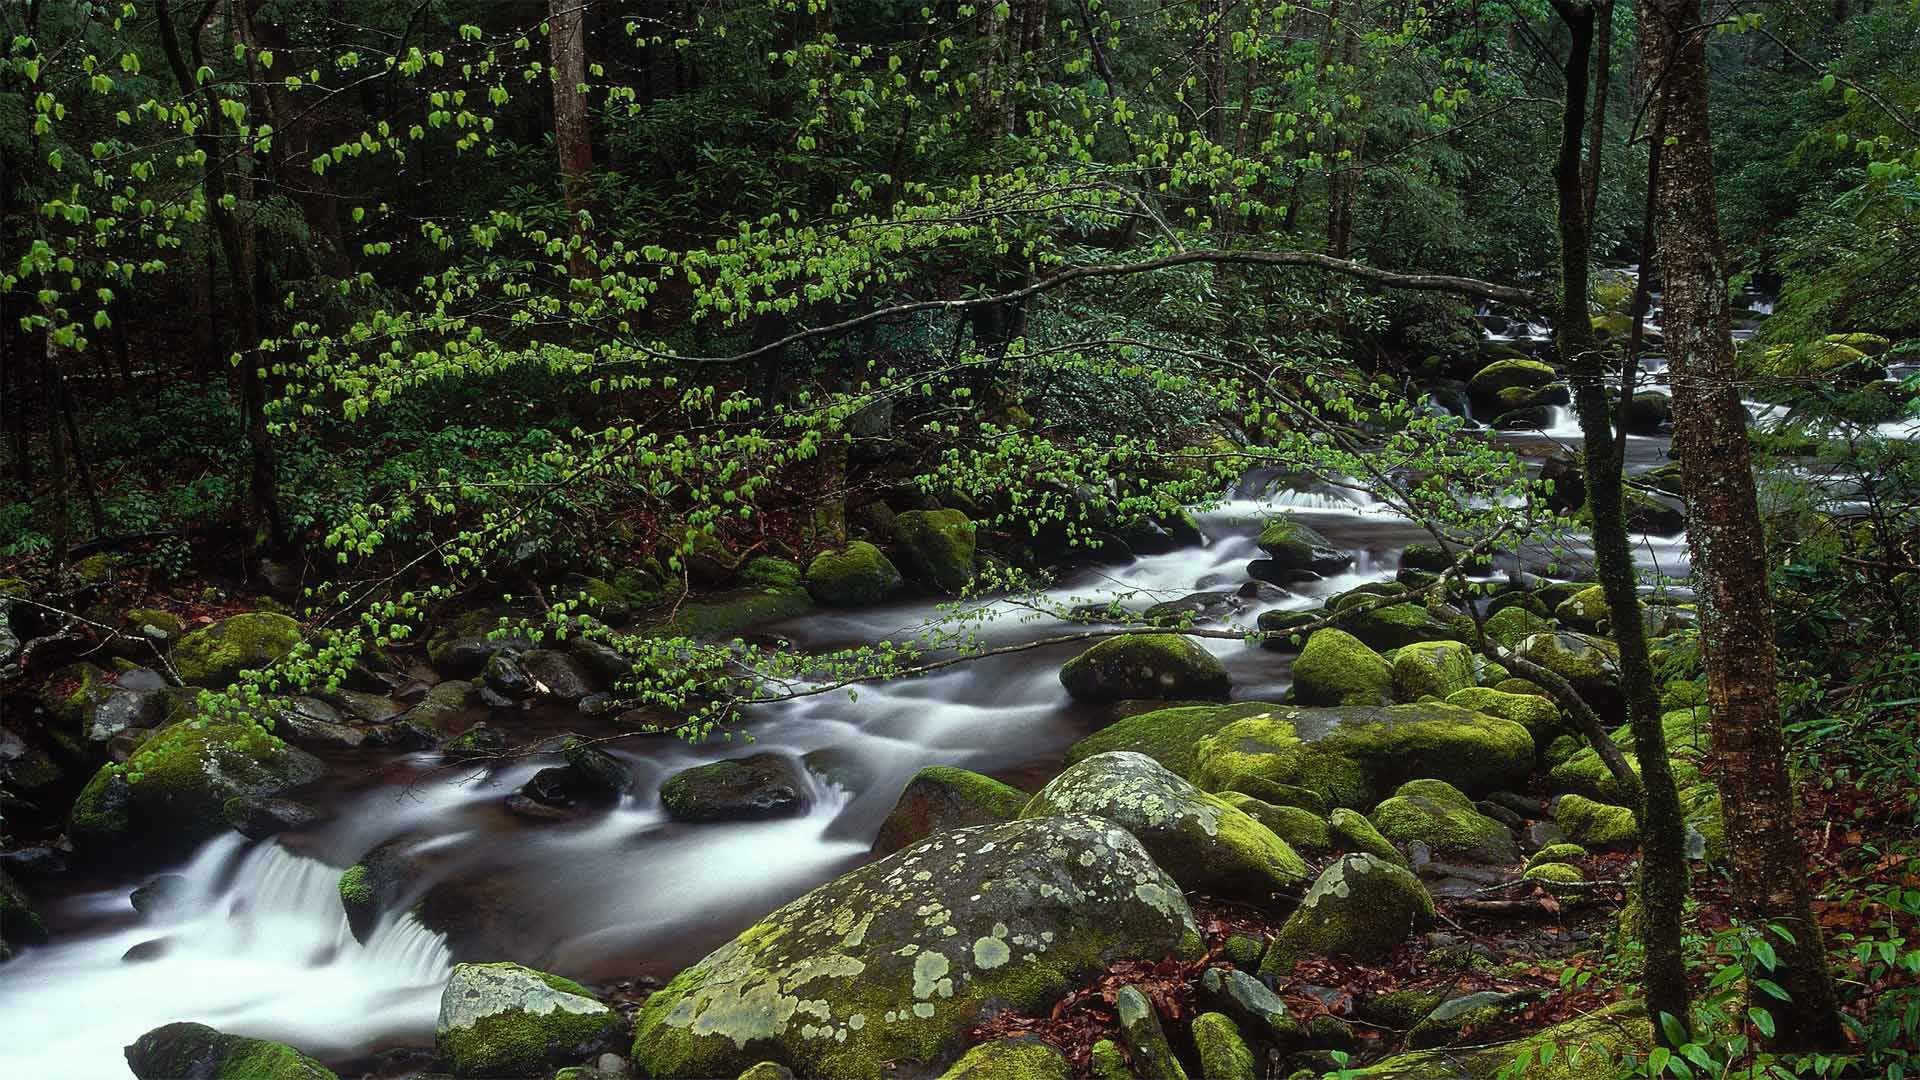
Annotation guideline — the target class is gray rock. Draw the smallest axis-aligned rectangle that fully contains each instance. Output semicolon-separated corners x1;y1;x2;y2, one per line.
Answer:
520;649;598;702
1260;854;1435;973
435;961;622;1078
660;753;807;823
1197;967;1308;1047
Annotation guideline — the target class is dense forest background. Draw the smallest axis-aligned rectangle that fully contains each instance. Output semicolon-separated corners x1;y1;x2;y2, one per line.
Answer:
4;0;1920;1077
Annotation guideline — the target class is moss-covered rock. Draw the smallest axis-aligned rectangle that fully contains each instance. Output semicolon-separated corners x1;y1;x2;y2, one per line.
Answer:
1215;793;1331;853
1369;780;1520;865
1483;607;1549;651
1292;629;1393;707
1549;744;1701;806
936;1036;1071;1080
70;719;324;862
1522;862;1591;904
628;815;1202;1079
1192;1012;1256;1080
1620;487;1685;536
1339;603;1472;651
124;1021;336;1079
1256;517;1352;575
1553;587;1611;633
1515;632;1620;708
1554;794;1637;851
1064;702;1272;778
1059;634;1230;704
1115;986;1188;1080
1021;752;1309;902
1089;1039;1132;1080
806;542;906;607
1444;687;1561;749
171;612;301;688
436;961;624;1078
1260;854;1434;973
1467;359;1557;413
1196;966;1309;1048
648;586;814;639
892;509;978;594
1524;843;1590;870
1329;807;1407;866
1191;704;1534;808
408;679;475;734
1345;999;1648;1078
1391;641;1476;702
661;753;808;823
872;767;1028;856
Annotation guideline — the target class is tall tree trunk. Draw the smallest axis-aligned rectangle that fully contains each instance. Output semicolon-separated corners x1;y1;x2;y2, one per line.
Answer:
1550;0;1691;1040
155;0;284;545
1584;0;1613;228
1638;0;1846;1050
548;0;593;279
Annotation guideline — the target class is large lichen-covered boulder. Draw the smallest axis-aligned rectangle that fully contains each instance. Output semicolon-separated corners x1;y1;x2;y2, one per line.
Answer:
1058;633;1230;704
1292;629;1392;707
892;509;978;594
171;612;302;687
1191;704;1534;809
1340;603;1473;651
1259;854;1434;973
628;815;1202;1079
124;1021;336;1080
1256;517;1352;575
1391;641;1476;702
1467;359;1557;413
1063;702;1273;777
70;719;324;862
661;753;809;823
436;962;624;1078
1444;687;1561;749
872;767;1028;856
1369;780;1521;865
1020;752;1310;902
806;542;906;607
936;1036;1070;1080
1554;794;1638;852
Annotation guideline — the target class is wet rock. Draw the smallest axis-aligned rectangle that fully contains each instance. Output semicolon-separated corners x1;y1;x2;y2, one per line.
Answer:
871;766;1027;856
1338;603;1472;651
1197;967;1308;1048
1115;986;1188;1080
1390;641;1476;702
806;542;906;607
891;509;977;594
1144;590;1245;627
272;696;367;751
406;679;476;734
570;638;638;683
1370;780;1521;865
521;649;599;702
1248;559;1325;587
1256;517;1353;575
1191;703;1535;809
660;753;807;822
0;867;48;951
125;1020;337;1079
1260;854;1434;973
171;612;302;688
69;720;325;866
326;688;403;725
800;747;874;793
1021;752;1310;903
130;873;190;917
1523;821;1570;851
122;937;171;963
440;722;508;762
427;611;536;680
1058;633;1230;704
1467;359;1557;414
223;794;326;839
509;739;632;819
1064;702;1273;778
1255;608;1317;651
1291;629;1392;707
1623;486;1686;536
0;727;65;809
484;651;537;699
363;719;437;750
936;1036;1070;1080
1475;799;1525;829
627;815;1202;1079
1623;391;1672;434
436;961;624;1078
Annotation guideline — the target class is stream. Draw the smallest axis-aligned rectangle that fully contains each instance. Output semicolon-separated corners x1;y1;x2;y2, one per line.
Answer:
2;286;1907;1076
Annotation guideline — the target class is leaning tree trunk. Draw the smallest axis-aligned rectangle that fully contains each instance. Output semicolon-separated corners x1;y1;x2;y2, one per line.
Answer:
1550;0;1690;1040
1638;0;1846;1050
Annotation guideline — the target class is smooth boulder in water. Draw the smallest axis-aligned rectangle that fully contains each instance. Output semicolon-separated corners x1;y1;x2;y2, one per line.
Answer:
436;962;625;1078
124;1021;336;1079
628;815;1202;1079
891;509;977;594
660;752;808;822
1058;633;1230;703
1255;516;1354;576
871;766;1028;856
1020;751;1310;903
1259;854;1434;973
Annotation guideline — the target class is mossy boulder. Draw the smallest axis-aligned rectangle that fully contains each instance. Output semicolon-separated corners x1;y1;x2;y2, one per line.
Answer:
1259;854;1434;973
1020;752;1310;902
1292;629;1393;707
1484;607;1550;651
872;767;1028;856
1115;985;1188;1080
408;679;476;734
1191;703;1534;809
628;815;1202;1079
1216;792;1332;852
1554;794;1637;851
1193;1012;1257;1080
892;509;978;594
70;719;324;863
1390;641;1476;702
1369;780;1520;865
1340;603;1472;651
1444;687;1561;748
1058;634;1230;704
1063;702;1272;777
1467;359;1557;413
661;753;808;823
648;586;814;639
936;1036;1070;1080
1522;862;1591;904
1255;608;1318;650
1515;632;1620;708
1553;587;1611;633
1620;487;1686;536
171;612;301;687
1622;392;1671;435
1256;517;1352;575
124;1021;336;1079
1524;843;1590;871
436;962;624;1078
1329;807;1407;866
806;542;906;607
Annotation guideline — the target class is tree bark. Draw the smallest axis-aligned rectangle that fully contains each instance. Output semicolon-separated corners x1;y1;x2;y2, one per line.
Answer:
1584;0;1613;228
1551;0;1691;1041
1638;0;1847;1050
548;0;593;278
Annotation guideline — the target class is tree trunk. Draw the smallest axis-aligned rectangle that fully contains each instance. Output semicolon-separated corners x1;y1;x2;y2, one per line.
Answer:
548;0;593;279
1638;0;1847;1050
1551;0;1690;1041
1584;0;1613;228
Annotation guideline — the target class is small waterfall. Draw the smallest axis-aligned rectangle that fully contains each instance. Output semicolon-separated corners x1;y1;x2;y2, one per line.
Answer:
0;836;451;1077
